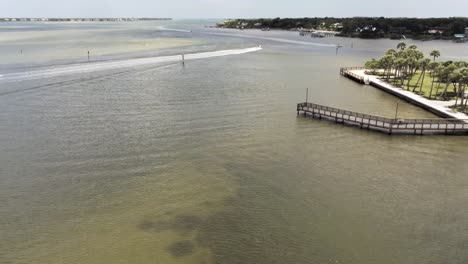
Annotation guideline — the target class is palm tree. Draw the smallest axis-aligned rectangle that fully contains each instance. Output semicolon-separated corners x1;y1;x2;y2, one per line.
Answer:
404;49;418;90
379;55;395;80
461;68;468;112
441;64;457;100
451;69;463;106
385;49;397;56
430;50;440;62
434;65;445;98
394;58;405;85
414;58;431;94
397;42;406;51
455;67;468;111
428;61;439;99
396;57;407;87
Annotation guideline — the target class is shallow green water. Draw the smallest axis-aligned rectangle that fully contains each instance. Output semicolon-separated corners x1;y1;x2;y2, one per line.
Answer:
1;21;468;264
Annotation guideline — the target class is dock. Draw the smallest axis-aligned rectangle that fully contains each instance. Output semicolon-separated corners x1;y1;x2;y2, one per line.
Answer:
297;102;468;135
299;30;338;37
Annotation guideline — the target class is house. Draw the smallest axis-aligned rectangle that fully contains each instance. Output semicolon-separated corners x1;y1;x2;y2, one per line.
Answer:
356;25;383;38
427;29;443;34
454;34;466;43
331;23;343;30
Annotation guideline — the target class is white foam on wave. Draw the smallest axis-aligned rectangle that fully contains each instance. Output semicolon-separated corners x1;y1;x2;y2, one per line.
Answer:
0;46;262;83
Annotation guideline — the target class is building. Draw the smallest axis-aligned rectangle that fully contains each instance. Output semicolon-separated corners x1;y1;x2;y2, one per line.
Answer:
427;29;443;35
389;27;407;34
454;34;465;43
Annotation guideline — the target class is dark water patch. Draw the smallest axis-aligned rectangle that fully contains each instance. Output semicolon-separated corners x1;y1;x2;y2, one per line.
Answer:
137;219;171;232
137;220;156;230
171;215;203;234
200;200;215;207
224;197;238;207
167;240;195;257
137;214;203;234
192;160;323;264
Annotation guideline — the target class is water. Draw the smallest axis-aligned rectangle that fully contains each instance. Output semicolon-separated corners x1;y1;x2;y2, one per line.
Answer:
1;20;468;264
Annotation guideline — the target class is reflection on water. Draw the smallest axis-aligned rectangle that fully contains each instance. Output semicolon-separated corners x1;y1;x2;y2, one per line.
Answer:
1;21;468;264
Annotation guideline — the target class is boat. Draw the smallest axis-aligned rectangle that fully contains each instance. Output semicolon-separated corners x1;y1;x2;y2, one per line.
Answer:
311;31;325;38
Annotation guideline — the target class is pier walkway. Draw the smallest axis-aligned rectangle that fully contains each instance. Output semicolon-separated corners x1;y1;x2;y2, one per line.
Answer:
297;102;468;135
340;67;468;120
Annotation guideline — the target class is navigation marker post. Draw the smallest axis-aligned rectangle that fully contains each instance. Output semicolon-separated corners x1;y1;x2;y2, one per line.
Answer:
394;102;399;120
335;44;343;55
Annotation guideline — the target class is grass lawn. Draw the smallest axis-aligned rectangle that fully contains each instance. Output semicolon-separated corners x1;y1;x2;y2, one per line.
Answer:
450;105;468;114
383;71;454;100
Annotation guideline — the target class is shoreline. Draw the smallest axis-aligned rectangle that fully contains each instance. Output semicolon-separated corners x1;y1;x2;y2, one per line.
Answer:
216;27;465;42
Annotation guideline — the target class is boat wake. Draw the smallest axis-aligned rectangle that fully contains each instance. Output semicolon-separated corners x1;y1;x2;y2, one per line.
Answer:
202;31;338;47
0;47;262;83
157;26;192;33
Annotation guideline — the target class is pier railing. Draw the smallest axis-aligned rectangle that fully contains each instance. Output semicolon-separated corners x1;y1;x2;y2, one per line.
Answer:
340;67;366;71
297;102;468;135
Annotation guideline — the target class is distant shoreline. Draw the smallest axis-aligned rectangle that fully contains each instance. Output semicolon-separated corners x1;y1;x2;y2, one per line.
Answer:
217;17;468;41
0;18;172;22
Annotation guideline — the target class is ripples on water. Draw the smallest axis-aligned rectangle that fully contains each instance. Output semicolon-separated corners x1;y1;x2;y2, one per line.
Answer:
1;21;468;264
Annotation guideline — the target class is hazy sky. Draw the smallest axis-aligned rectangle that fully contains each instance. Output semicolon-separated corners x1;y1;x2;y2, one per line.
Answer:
2;0;468;18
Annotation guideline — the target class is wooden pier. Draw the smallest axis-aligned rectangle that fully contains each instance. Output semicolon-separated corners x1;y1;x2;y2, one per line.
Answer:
340;67;468;120
297;102;468;135
340;67;369;84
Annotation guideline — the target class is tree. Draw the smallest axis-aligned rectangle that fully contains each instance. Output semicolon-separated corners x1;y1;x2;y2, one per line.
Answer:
379;55;395;80
415;58;431;94
385;49;397;56
397;42;406;51
461;68;468;112
440;64;457;100
451;69;463;106
365;58;380;73
430;50;440;62
428;61;439;99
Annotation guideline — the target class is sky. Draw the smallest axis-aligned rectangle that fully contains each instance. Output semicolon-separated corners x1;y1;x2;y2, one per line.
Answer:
2;0;468;18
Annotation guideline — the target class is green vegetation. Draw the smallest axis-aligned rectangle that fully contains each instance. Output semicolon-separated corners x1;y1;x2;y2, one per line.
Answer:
365;43;468;113
218;17;468;40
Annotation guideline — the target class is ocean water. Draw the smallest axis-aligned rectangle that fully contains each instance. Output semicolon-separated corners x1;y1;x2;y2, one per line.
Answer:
1;20;468;264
